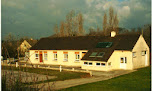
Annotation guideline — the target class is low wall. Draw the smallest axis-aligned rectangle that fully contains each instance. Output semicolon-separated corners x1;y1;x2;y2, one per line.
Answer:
1;63;90;74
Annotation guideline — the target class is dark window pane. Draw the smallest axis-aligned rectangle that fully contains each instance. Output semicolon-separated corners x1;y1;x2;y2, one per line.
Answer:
96;63;100;65
97;52;105;57
108;62;111;66
84;62;88;65
89;52;97;57
101;63;105;66
89;62;92;65
145;51;146;54
120;58;124;63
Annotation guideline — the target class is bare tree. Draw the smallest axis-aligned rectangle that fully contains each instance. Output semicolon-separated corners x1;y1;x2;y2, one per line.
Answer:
77;13;84;36
102;6;119;36
5;33;16;42
97;25;100;33
2;33;18;58
113;13;119;33
87;27;96;36
103;13;107;35
72;15;78;36
53;24;59;37
137;27;142;34
66;10;75;36
109;6;114;28
131;28;136;33
59;21;65;37
55;10;85;37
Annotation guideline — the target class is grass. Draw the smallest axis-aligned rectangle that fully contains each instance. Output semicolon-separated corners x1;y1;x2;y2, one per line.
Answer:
61;66;151;91
2;65;90;85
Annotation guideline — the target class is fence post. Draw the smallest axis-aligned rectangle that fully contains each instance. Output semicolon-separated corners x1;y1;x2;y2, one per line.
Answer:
90;71;92;76
16;62;18;67
72;68;75;71
1;60;3;65
86;69;89;72
7;58;9;64
1;56;3;64
60;65;62;72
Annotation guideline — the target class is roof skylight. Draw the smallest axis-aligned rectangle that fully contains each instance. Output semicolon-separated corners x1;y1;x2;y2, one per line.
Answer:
89;52;105;58
96;52;105;57
89;52;97;57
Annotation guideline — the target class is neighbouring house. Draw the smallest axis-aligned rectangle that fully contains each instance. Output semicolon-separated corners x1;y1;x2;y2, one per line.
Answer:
29;31;150;71
18;39;37;56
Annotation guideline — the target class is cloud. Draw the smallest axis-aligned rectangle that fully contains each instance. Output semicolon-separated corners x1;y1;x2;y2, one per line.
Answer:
3;0;25;9
85;0;94;7
103;2;111;10
83;14;89;19
95;3;102;10
95;12;101;16
52;9;61;15
1;0;151;39
118;6;130;17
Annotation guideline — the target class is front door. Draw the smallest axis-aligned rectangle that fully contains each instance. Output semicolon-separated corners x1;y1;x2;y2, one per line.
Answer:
120;57;127;69
39;51;43;62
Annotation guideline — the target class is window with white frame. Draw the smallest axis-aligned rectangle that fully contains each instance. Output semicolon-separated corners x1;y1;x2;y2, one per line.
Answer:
75;52;80;61
44;52;48;60
84;62;88;65
120;57;127;63
89;62;93;65
96;63;100;66
133;52;136;57
84;62;92;66
53;52;57;61
141;51;146;56
64;53;68;61
35;51;39;59
101;63;105;66
108;62;111;66
96;62;106;66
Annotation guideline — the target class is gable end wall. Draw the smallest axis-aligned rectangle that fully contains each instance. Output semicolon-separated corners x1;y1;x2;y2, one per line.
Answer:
132;35;150;69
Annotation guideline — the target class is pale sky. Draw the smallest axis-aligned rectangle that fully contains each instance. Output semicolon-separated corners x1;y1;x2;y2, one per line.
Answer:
2;0;151;39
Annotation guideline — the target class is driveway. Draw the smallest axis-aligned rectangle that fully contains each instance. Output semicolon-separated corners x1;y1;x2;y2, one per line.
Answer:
28;69;136;90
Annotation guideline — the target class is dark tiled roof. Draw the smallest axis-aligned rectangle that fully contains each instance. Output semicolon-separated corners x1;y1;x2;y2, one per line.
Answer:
114;34;140;50
30;36;109;50
26;40;38;46
82;34;140;61
30;34;140;61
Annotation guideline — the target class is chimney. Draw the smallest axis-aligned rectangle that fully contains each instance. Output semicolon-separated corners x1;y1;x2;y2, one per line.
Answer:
111;31;116;37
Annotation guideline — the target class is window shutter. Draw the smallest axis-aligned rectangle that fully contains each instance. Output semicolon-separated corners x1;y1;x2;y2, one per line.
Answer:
53;51;57;53
75;52;79;54
63;52;68;54
44;51;47;53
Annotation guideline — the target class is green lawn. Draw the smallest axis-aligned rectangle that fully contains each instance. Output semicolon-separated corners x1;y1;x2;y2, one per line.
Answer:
61;67;151;91
2;66;90;84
